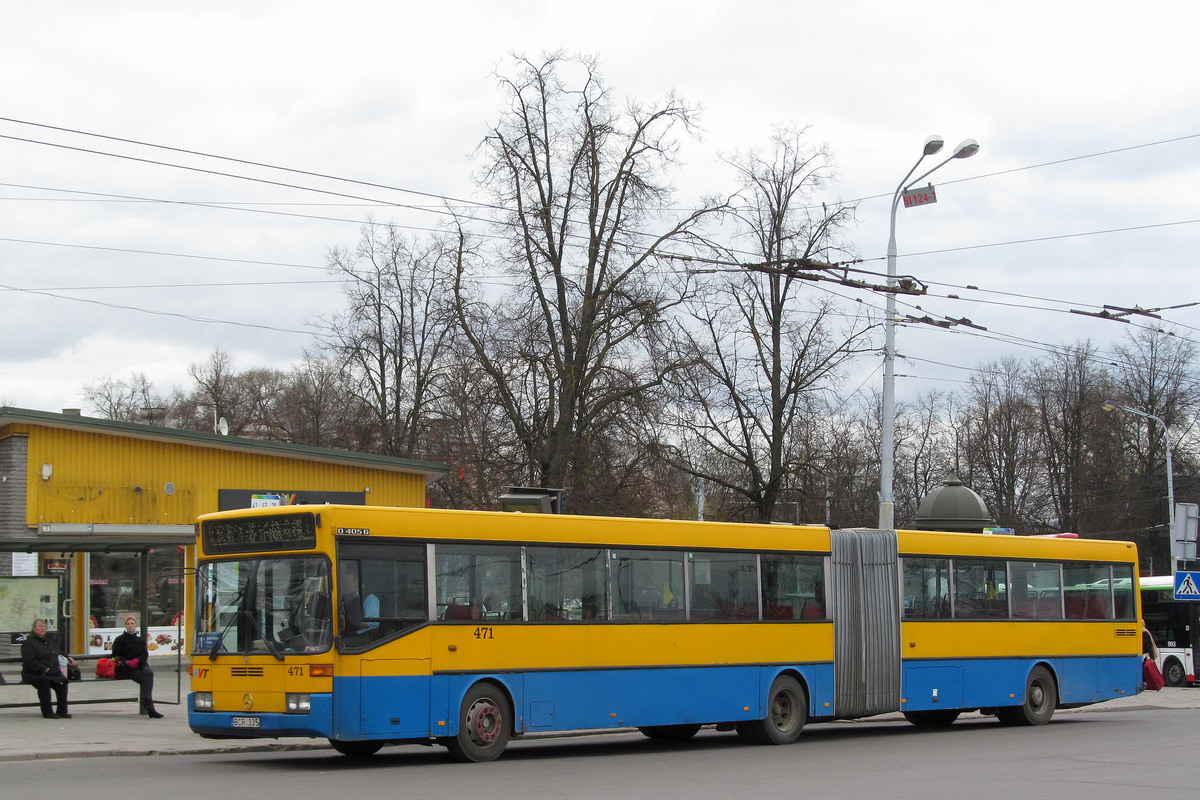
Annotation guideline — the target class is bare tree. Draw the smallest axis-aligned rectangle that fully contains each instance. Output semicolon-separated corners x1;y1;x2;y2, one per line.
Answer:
1025;341;1119;533
894;390;957;525
958;357;1054;528
175;349;254;434
451;53;723;505
82;373;166;422
660;125;872;523
271;354;365;448
425;338;529;510
319;222;455;457
1107;327;1200;567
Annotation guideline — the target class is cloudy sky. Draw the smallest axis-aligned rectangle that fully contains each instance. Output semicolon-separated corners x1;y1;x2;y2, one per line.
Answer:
2;1;1198;415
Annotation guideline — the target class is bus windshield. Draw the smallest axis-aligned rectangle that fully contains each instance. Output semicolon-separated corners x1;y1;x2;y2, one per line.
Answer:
196;556;332;656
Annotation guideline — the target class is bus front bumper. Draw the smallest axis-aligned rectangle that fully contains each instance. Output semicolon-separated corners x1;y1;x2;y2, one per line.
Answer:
188;692;334;739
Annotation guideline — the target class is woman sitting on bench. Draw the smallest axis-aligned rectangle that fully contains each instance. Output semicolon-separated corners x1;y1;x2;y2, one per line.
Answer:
21;618;74;720
111;616;163;718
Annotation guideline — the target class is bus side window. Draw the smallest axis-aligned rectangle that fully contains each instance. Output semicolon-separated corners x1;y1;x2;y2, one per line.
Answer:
761;553;824;622
901;557;950;620
436;544;522;622
337;542;427;647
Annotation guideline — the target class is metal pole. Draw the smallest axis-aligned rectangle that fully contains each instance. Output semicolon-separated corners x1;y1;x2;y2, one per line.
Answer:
879;192;901;530
1103;400;1175;529
878;137;978;531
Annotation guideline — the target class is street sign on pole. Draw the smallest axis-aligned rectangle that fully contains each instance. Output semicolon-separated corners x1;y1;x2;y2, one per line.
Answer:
901;183;938;208
1173;502;1198;563
1174;570;1200;601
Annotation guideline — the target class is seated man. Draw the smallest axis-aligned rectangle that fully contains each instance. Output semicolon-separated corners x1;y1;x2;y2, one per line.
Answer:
339;566;379;635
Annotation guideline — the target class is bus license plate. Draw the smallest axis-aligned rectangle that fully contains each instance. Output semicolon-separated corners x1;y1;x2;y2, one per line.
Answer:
232;716;261;728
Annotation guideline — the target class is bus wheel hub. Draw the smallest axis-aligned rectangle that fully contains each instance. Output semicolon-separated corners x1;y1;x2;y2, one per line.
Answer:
468;700;501;744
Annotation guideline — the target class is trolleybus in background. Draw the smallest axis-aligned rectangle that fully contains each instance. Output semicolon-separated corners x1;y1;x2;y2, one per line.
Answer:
188;506;1144;762
1140;575;1198;686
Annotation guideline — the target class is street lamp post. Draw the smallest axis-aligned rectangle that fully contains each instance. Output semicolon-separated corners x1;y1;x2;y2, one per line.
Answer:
1101;399;1175;530
878;136;980;530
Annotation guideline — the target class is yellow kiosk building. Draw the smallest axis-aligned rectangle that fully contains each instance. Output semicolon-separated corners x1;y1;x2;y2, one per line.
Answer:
0;406;446;659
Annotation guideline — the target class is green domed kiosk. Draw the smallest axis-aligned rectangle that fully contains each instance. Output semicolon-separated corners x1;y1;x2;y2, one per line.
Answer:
911;475;997;533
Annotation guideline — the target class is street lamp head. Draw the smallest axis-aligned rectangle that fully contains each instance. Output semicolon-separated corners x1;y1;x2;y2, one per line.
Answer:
922;136;945;156
952;139;980;159
1101;399;1120;412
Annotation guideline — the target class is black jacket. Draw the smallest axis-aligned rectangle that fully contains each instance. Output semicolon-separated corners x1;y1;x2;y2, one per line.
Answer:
21;632;64;684
111;631;150;665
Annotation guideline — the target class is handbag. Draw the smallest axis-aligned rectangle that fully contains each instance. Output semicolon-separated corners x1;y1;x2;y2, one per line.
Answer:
95;657;116;679
58;655;81;681
1143;657;1165;691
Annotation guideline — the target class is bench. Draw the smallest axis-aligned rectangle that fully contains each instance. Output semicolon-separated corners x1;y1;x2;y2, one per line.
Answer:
0;653;142;710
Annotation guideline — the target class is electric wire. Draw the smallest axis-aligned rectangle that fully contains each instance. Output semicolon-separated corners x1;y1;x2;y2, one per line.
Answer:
2;118;1198;373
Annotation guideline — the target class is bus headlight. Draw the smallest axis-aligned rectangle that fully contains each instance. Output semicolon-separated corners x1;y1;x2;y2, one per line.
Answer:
285;693;311;714
193;692;214;712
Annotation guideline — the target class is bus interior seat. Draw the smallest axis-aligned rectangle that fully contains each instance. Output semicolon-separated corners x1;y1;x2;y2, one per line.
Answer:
445;599;479;620
1085;590;1110;619
1037;592;1062;618
801;602;824;619
765;603;794;620
1012;599;1035;618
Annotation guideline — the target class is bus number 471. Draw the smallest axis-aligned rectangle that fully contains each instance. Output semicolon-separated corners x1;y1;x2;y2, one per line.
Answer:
473;627;494;640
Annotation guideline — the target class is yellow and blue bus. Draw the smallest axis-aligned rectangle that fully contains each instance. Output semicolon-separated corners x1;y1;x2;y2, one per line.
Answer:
187;505;1144;761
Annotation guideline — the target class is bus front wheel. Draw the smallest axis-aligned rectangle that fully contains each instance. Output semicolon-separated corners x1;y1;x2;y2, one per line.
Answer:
740;675;806;745
998;665;1056;726
638;724;702;742
1163;657;1187;687
446;682;512;763
329;739;384;758
902;709;960;727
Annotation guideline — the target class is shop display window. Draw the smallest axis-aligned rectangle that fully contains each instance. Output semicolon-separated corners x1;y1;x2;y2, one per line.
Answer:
87;547;185;656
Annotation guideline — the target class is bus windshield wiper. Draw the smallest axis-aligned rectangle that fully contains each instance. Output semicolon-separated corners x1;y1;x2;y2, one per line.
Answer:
206;564;285;661
235;608;285;661
209;568;255;661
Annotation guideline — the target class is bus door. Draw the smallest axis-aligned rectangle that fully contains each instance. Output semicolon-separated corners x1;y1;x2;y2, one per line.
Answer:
356;657;432;738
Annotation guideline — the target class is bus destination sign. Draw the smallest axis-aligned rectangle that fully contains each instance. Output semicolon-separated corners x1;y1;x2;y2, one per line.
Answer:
902;184;937;208
202;512;318;555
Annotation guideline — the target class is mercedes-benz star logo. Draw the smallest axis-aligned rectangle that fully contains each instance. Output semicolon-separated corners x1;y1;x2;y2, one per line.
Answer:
242;693;254;710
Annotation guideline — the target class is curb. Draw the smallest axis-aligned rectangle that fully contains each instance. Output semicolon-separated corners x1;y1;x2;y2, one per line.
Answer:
0;741;332;763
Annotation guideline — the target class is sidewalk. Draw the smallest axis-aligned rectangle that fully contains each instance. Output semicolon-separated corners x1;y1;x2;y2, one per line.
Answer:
0;678;1196;762
0;664;329;762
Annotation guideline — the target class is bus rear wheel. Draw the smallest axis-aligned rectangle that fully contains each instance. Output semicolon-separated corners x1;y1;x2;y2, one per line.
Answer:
740;675;806;745
638;724;702;742
446;682;512;763
1163;657;1187;687
998;665;1056;726
902;709;960;727
329;739;384;758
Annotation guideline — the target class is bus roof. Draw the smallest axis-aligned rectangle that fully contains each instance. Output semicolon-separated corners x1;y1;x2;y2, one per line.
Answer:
196;504;1139;563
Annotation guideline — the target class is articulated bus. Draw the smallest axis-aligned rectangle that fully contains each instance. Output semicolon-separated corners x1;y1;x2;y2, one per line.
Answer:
1140;575;1198;686
187;505;1144;761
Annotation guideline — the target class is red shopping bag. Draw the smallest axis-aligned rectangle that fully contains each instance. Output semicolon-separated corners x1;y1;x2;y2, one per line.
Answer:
95;657;116;679
1143;658;1165;691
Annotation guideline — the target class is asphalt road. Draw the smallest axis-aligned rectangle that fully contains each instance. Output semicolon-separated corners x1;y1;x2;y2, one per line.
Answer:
6;708;1196;799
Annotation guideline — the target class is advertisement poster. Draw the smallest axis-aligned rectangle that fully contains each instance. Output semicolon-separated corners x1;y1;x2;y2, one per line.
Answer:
87;623;186;658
